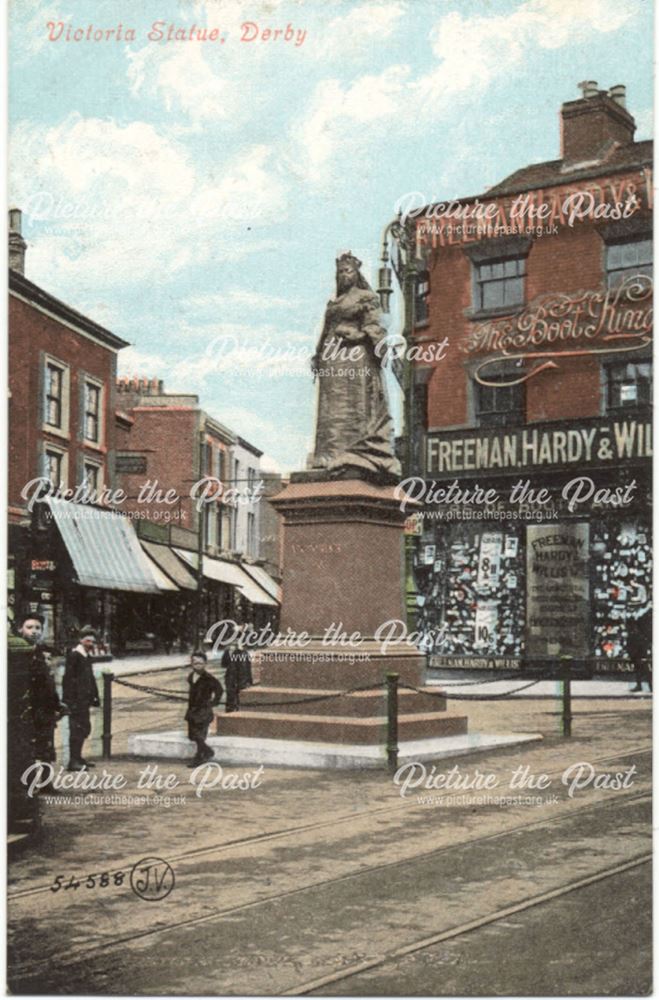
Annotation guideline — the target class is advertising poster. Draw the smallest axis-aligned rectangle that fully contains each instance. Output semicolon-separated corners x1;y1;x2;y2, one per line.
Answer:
526;522;590;657
6;0;652;996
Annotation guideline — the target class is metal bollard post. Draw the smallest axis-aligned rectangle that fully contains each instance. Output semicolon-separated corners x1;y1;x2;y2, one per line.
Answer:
561;662;572;739
386;672;399;774
102;672;114;760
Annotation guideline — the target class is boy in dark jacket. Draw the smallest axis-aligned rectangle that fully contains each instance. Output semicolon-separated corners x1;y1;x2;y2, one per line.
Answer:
63;628;100;771
185;651;223;767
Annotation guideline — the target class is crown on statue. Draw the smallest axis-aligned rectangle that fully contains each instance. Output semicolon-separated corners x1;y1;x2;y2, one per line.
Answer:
335;251;362;271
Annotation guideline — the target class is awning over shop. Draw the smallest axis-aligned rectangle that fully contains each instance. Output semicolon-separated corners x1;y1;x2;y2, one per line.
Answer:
237;572;278;608
142;541;197;591
241;563;282;605
141;552;179;592
174;549;279;606
47;499;162;593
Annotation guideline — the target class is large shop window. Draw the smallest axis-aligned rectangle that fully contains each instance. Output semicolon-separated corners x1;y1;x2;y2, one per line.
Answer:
475;376;525;427
606;237;652;288
592;521;652;660
414;525;525;657
474;255;525;311
606;361;652;411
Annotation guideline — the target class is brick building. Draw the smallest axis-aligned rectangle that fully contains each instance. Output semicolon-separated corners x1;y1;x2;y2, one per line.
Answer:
114;378;279;648
7;209;167;646
406;82;652;675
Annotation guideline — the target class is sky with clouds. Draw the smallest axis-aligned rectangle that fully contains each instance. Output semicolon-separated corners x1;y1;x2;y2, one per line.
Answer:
9;0;653;472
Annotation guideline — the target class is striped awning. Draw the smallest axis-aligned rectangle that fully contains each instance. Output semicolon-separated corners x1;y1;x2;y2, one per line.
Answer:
141;541;197;591
241;563;281;604
47;499;162;593
174;549;279;606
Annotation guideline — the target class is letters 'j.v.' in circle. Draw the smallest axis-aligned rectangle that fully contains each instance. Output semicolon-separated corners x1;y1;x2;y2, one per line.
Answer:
130;857;175;901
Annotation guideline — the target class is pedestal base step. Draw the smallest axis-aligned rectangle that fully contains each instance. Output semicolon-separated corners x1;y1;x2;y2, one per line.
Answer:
127;731;543;769
216;709;467;744
237;686;447;716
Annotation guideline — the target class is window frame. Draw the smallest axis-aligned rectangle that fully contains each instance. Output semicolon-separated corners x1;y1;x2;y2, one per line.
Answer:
247;511;257;558
474;254;527;312
43;443;68;488
474;375;526;428
43;356;70;438
82;458;103;496
605;360;653;412
82;376;104;448
605;236;653;289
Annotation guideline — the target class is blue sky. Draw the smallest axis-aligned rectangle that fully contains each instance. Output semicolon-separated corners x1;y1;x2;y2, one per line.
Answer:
9;0;653;472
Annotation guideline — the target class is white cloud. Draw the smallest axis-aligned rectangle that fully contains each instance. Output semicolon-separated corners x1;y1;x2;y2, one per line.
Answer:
117;346;172;380
11;2;72;58
419;0;636;102
170;321;313;382
127;44;238;123
210;405;311;472
310;2;406;61
290;67;411;183
291;0;639;183
259;453;284;474
10;115;287;292
183;290;303;312
633;107;653;139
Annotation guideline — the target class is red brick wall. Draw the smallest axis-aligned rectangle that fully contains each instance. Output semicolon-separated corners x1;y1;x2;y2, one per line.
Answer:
421;171;648;432
8;293;118;513
115;407;199;532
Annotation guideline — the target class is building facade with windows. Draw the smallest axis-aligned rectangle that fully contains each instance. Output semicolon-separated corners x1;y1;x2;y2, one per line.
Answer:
231;437;263;561
114;378;279;648
407;82;652;676
8;214;137;642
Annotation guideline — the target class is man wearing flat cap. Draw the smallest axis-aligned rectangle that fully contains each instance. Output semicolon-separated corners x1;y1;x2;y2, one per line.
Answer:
63;627;100;771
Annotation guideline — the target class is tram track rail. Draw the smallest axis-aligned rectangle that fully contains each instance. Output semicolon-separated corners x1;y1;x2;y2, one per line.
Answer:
7;785;651;985
8;744;651;903
284;853;653;996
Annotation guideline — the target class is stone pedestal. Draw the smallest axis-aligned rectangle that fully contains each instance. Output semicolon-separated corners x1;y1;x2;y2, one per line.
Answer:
217;476;467;745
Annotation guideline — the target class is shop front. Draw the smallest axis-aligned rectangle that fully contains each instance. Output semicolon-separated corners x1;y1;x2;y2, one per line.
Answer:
173;549;280;638
28;498;176;655
416;413;651;676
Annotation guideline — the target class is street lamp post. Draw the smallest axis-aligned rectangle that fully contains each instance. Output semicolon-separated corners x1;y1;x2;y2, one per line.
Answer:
378;214;421;629
194;431;206;648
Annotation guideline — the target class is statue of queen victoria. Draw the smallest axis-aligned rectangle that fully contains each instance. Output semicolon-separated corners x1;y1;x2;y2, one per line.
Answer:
309;252;401;480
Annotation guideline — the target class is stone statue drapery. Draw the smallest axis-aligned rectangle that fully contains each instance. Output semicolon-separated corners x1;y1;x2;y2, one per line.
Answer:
309;253;401;479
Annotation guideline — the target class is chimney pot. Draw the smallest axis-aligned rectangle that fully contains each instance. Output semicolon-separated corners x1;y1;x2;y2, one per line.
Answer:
609;84;626;108
8;207;27;275
561;82;635;165
578;80;599;99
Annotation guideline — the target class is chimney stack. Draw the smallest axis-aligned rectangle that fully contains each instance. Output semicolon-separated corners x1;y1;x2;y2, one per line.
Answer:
561;82;635;167
8;207;27;275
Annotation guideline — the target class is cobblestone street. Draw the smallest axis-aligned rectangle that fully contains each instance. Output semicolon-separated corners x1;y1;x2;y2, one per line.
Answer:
8;689;651;995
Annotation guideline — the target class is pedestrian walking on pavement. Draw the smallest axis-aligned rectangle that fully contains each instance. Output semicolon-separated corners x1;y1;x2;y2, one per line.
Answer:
185;651;223;767
15;613;68;765
222;641;242;712
31;647;69;766
627;601;652;692
223;633;253;712
237;629;254;690
63;628;100;771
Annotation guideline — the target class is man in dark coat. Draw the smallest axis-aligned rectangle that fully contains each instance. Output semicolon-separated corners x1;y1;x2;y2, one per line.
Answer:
627;602;652;692
222;642;241;713
185;651;223;766
63;628;100;771
31;647;68;764
16;613;67;763
222;638;253;713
